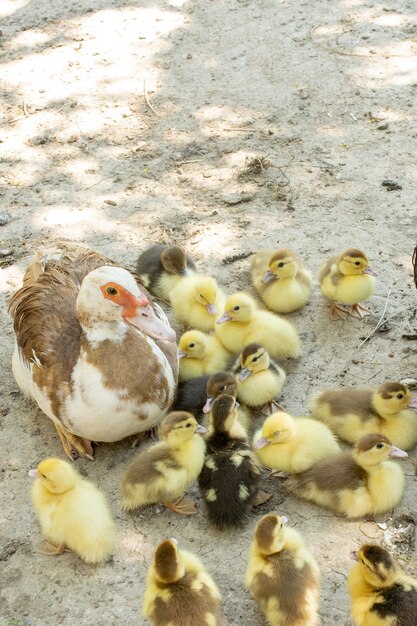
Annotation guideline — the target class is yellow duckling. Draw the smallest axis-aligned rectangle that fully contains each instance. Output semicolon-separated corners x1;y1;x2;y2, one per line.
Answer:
143;538;223;626
311;381;417;450
198;394;265;529
251;248;312;313
348;543;417;626
232;343;286;415
215;292;301;359
319;248;377;320
136;244;196;301
246;514;320;626
121;412;207;514
285;433;407;518
169;275;226;331
253;411;340;474
177;329;232;382
29;458;115;563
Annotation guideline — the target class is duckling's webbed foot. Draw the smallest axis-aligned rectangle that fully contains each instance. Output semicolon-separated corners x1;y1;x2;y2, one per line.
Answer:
54;423;94;461
164;495;197;515
348;303;372;319
329;302;349;321
251;489;272;507
38;541;68;556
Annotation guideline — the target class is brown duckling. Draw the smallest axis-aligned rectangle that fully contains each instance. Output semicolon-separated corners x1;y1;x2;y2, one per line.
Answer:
348;543;417;626
285;434;407;518
143;538;223;626
136;244;196;301
198;394;264;529
246;514;320;626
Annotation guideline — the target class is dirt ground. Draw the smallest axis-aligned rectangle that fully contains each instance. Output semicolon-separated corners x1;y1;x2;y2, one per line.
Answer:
1;0;417;624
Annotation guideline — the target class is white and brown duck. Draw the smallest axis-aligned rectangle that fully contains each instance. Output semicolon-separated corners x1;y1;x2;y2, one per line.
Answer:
9;243;178;460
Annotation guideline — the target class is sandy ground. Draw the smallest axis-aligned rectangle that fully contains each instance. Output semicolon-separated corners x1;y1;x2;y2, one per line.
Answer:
1;0;417;624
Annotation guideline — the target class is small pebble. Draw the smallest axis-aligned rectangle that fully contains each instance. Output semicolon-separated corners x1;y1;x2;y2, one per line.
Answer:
0;211;12;226
0;248;13;257
104;199;117;206
382;180;402;191
377;123;389;130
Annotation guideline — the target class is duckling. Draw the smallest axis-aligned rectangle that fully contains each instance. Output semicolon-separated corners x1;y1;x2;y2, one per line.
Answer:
285;433;407;518
215;292;301;359
319;248;377;320
253;411;340;474
143;538;223;626
246;514;320;626
348;543;417;626
232;343;286;415
29;458;115;563
198;394;265;529
251;248;312;313
311;382;417;450
203;372;252;429
170;274;226;331
121;412;207;514
136;244;196;301
178;330;232;382
173;371;237;415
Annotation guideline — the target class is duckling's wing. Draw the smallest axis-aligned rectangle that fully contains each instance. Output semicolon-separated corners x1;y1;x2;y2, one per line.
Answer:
286;452;366;493
318;255;339;283
124;445;180;486
172;375;210;414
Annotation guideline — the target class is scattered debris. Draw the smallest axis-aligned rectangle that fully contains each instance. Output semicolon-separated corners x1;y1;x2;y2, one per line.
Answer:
0;211;12;226
382;514;416;555
0;248;13;257
377;123;389;130
399;378;417;389
237;156;271;179
382;179;402;191
401;334;417;340
222;251;254;265
222;193;254;206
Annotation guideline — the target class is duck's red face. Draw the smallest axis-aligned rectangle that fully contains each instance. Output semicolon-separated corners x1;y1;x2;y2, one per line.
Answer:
100;282;175;342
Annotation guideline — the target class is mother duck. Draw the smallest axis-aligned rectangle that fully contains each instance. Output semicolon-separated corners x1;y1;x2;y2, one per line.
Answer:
9;243;178;460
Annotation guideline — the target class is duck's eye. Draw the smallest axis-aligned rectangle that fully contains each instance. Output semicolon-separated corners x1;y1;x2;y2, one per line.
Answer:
375;443;384;449
220;385;226;391
354;261;361;266
252;357;258;362
41;473;46;479
106;286;118;296
278;262;285;268
233;306;240;311
189;343;195;348
397;393;403;399
185;422;193;428
199;294;204;298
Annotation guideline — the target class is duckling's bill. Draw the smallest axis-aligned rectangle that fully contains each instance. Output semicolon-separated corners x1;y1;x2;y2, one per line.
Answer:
262;270;277;283
28;469;38;478
389;445;408;458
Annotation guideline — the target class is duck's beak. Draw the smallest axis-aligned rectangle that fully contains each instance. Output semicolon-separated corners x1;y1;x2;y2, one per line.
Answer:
195;424;208;434
263;270;277;284
216;313;232;324
362;267;377;276
124;303;176;342
389;445;408;459
350;550;358;561
254;437;270;449
28;469;38;478
239;368;251;381
177;350;187;358
280;515;288;524
206;303;217;316
179;268;187;276
408;397;417;409
203;397;213;413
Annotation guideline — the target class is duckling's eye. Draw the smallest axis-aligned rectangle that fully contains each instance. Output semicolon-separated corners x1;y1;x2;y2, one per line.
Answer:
106;286;118;296
278;262;285;268
354;261;361;266
41;473;46;478
252;357;258;362
185;423;193;428
220;385;226;391
233;306;240;311
199;294;204;298
397;393;404;399
189;343;195;348
376;443;384;449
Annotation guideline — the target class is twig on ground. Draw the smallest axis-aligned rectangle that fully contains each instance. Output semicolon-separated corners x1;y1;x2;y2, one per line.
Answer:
176;159;204;166
362;370;383;385
222;251;253;265
143;80;160;116
356;283;393;349
23;100;30;117
222;127;255;131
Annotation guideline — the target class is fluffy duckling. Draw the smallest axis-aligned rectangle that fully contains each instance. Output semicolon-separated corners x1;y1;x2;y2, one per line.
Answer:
311;382;417;450
178;329;232;382
232;343;286;415
348;543;417;626
253;411;340;474
319;248;377;320
246;514;320;626
136;244;196;301
121;412;207;514
215;292;301;359
198;394;264;529
143;538;222;626
251;248;312;313
29;458;115;563
169;274;225;331
285;433;407;518
173;371;236;415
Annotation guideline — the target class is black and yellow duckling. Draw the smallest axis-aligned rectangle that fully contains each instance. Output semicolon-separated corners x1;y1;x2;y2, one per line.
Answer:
246;514;320;626
173;371;236;416
251;248;312;313
319;248;377;320
143;538;223;626
121;412;207;515
232;343;286;415
311;381;417;450
285;433;407;518
198;394;266;529
348;543;417;626
136;244;196;301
